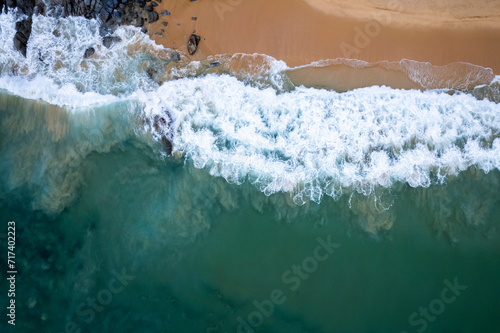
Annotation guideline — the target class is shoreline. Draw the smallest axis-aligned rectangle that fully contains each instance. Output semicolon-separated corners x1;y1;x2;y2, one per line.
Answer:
148;0;500;74
2;0;499;93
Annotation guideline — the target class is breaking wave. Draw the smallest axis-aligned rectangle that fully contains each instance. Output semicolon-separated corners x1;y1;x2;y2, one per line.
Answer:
1;11;499;211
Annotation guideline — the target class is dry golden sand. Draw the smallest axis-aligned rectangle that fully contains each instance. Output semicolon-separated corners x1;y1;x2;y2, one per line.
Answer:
147;0;500;79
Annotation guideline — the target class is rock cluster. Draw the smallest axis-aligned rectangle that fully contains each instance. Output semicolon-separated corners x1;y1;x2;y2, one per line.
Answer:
2;0;43;56
3;0;165;57
2;0;187;154
1;0;44;16
59;0;160;35
4;0;203;60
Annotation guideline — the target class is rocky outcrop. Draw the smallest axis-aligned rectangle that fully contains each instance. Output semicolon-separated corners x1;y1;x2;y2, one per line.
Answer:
4;0;43;57
147;9;158;23
5;0;164;56
13;18;32;57
2;0;42;16
102;35;121;48
59;0;155;34
153;110;174;155
83;47;95;58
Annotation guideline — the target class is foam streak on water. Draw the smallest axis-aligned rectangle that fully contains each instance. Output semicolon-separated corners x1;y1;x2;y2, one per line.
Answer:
1;12;499;207
141;77;500;204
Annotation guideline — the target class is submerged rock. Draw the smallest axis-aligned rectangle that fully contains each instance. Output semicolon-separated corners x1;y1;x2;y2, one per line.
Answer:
187;34;200;55
102;35;121;48
146;68;157;80
83;47;95;58
153;111;174;155
171;51;181;62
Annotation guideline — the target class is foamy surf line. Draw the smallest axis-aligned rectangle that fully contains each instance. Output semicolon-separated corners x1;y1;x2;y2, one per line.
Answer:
143;75;500;204
1;12;500;206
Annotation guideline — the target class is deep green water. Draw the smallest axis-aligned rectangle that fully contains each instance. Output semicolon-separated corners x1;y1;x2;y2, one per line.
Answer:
1;89;499;333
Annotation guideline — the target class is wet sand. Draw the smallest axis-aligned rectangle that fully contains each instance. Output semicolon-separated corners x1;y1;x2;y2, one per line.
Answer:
148;0;500;75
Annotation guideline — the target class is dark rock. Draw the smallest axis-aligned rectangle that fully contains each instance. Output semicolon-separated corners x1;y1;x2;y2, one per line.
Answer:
210;61;220;67
52;29;61;37
144;5;152;12
146;68;157;79
10;0;35;16
105;1;113;12
35;2;45;15
154;112;173;155
148;10;158;23
171;51;181;62
161;21;167;26
151;1;157;7
83;47;95;58
112;9;121;20
133;17;144;27
141;27;147;34
191;16;197;20
162;137;173;155
100;9;111;22
99;26;109;37
187;34;200;55
13;18;32;57
102;36;121;48
95;3;103;13
160;10;170;15
13;32;28;57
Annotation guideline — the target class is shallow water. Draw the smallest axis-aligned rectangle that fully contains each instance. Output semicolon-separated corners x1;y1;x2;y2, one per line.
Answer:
0;11;500;333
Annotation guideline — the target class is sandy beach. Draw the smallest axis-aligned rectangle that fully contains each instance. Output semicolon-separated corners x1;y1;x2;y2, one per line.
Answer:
148;0;500;76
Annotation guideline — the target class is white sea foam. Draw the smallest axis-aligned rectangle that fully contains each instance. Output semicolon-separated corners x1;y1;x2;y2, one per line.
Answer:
141;75;500;204
1;12;499;208
0;75;122;108
0;12;169;96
